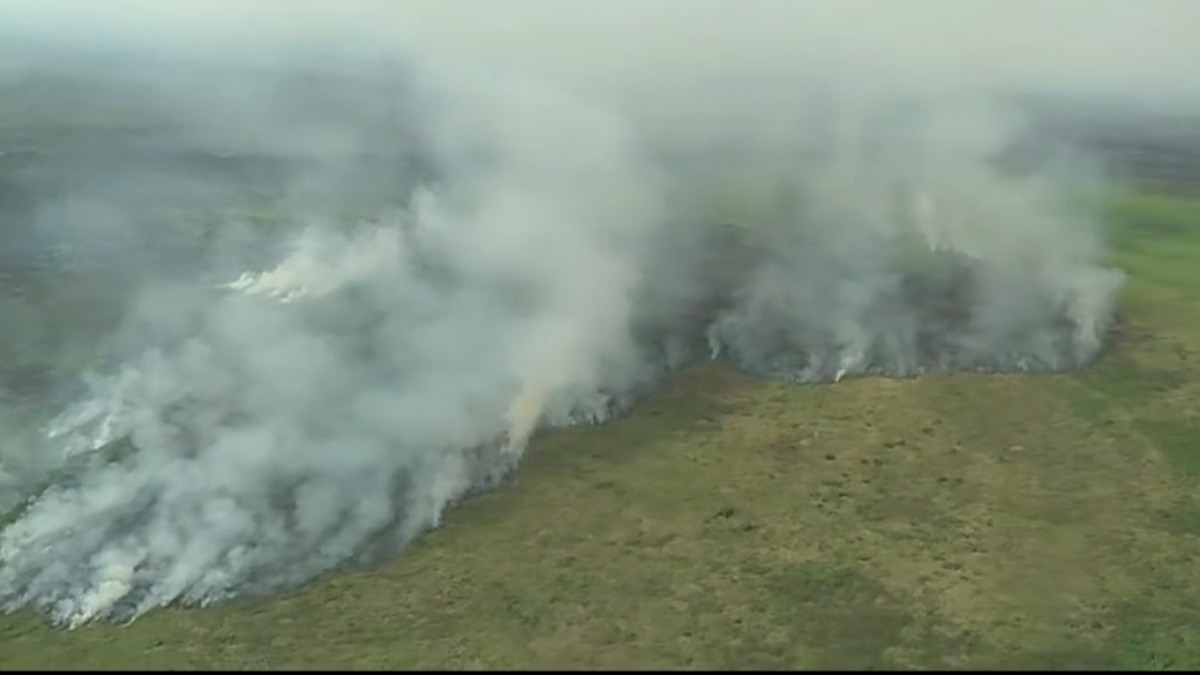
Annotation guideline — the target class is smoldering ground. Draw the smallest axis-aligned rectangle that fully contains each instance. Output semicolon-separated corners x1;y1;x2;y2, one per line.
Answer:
0;0;1194;627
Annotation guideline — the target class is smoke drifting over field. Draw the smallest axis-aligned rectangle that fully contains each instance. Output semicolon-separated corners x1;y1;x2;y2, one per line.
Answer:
0;0;1194;626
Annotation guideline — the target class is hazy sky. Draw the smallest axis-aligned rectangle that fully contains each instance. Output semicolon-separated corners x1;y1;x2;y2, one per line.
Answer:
4;1;1199;102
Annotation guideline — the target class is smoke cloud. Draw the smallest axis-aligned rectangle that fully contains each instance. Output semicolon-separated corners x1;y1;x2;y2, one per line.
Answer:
0;0;1193;626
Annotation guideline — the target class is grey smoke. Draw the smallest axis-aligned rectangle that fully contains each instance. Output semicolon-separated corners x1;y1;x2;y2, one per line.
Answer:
0;0;1194;627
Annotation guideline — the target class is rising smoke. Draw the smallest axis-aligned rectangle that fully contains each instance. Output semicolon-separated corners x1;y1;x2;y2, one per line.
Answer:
0;0;1194;627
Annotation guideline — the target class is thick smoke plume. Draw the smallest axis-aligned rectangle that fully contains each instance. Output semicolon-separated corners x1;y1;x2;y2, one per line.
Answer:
0;0;1194;626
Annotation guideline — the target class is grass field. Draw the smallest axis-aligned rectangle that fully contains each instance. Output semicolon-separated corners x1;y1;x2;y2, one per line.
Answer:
2;191;1200;670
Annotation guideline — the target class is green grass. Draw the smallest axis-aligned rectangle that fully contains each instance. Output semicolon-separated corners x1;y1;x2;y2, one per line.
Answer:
5;190;1200;670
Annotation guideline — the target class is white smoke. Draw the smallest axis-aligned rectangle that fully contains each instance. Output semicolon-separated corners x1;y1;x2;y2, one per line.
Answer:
1;0;1195;626
0;51;662;626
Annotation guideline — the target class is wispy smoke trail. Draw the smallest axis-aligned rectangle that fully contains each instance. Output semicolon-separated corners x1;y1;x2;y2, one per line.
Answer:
2;0;1193;626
